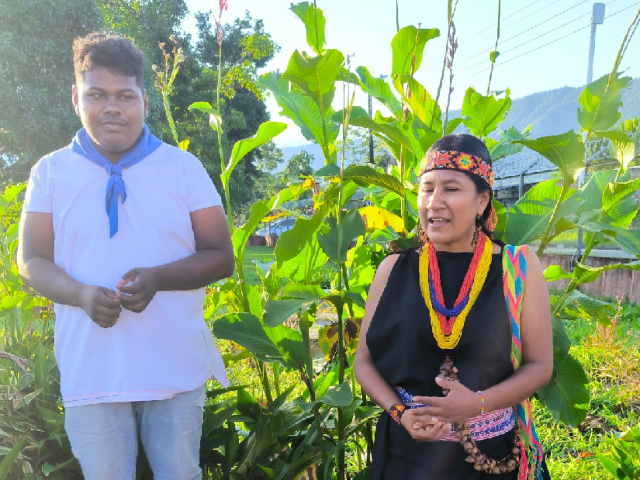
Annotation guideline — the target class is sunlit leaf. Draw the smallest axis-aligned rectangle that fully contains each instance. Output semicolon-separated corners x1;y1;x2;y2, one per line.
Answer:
461;87;511;138
284;50;344;102
317;209;366;264
290;2;326;55
359;206;404;234
317;382;353;407
356;66;402;117
212;313;280;357
577;72;632;137
393;75;441;133
390;26;439;77
263;299;308;327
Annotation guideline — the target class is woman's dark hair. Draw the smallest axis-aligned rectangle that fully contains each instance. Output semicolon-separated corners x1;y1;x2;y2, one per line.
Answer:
73;32;145;87
426;134;494;239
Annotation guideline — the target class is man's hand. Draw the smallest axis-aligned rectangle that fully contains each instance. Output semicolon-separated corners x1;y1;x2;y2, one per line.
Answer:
79;285;122;328
410;377;482;425
116;268;158;313
399;409;452;442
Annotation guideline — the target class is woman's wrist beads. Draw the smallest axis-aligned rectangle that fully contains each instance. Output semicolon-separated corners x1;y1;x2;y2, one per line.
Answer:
477;391;486;415
389;404;406;425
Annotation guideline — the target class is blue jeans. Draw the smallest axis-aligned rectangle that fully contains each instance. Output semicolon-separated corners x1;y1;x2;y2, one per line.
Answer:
64;384;206;480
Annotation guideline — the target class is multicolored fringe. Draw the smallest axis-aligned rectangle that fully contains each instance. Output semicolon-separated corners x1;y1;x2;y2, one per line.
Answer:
502;245;545;480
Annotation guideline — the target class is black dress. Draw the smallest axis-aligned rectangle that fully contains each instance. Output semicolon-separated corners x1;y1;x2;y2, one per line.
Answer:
366;247;522;480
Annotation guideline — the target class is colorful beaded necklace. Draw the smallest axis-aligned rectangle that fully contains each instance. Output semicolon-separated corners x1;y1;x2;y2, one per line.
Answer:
419;232;493;349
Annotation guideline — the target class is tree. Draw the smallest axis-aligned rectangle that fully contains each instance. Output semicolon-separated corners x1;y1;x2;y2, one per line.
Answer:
257;140;284;172
0;0;102;180
283;150;314;180
337;127;396;171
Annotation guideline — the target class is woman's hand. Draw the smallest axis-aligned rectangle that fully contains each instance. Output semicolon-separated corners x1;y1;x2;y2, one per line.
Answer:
399;408;452;442
410;377;482;425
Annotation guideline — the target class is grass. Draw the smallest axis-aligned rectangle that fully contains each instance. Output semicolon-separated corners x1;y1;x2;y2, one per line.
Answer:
537;302;640;479
235;246;276;285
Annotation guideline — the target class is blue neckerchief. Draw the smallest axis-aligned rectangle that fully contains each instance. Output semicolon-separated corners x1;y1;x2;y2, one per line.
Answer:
71;124;162;238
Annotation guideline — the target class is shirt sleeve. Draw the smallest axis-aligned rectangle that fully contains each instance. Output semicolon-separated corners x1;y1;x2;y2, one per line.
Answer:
23;160;53;214
184;153;223;212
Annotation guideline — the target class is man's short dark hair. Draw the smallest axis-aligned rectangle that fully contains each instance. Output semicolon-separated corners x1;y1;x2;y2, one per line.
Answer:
73;32;145;87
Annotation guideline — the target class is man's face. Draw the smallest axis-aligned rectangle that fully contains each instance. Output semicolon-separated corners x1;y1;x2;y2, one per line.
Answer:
72;67;148;163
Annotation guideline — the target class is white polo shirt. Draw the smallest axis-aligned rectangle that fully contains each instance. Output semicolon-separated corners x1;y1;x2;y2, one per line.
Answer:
23;143;228;407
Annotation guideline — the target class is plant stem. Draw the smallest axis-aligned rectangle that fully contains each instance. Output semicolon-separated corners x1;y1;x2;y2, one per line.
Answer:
161;93;179;145
486;0;501;95
536;185;568;257
432;0;454;132
395;0;400;31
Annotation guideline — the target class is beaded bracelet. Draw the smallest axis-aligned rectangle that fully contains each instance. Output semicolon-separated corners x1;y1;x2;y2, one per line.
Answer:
477;391;486;415
389;404;406;425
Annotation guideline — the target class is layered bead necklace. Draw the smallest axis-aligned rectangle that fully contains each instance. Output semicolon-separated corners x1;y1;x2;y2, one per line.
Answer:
419;231;493;349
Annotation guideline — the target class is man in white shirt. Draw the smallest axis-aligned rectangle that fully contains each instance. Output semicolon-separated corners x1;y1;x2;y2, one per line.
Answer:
17;32;233;480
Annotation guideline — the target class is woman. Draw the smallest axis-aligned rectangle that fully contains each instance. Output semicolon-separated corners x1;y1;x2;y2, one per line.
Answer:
354;134;553;480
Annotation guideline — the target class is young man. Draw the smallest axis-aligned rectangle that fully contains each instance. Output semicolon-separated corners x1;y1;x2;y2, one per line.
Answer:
17;32;233;480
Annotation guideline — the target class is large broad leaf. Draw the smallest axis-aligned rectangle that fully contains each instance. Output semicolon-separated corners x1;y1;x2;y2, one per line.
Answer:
608;117;640;172
265;325;305;370
263;299;309;327
317;382;353;407
356;66;402;117
559;290;616;327
189;101;222;133
281;283;326;300
260;72;338;161
505;179;580;245
290;2;326;55
232;198;277;261
275;208;326;267
582;222;640;258
276;238;328;284
393;75;441;133
284;49;344;103
317;209;366;264
359;206;404;234
577;72;632;136
601;177;640;213
212;313;280;357
390;26;439;77
333;107;414;153
460;87;511;138
537;352;590;427
342;164;405;198
221;121;287;188
515;131;585;186
486;126;529;161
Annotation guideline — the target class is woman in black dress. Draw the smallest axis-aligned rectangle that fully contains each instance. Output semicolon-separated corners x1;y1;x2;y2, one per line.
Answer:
354;134;553;480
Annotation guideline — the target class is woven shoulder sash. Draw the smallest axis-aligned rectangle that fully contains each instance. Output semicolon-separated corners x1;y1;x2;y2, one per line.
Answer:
502;245;544;480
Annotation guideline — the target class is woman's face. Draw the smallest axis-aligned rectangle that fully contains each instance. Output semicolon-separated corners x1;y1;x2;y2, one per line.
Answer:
418;169;490;252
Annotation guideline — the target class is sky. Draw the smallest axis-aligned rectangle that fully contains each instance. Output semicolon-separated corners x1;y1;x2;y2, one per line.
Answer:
182;0;640;147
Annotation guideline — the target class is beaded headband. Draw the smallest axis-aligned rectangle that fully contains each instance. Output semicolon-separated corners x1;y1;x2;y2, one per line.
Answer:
419;150;494;188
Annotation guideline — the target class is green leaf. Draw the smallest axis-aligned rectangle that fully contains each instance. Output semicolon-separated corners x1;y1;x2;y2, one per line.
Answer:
537;353;590;427
275;209;326;267
390;26;439;77
461;87;511;138
596;454;622;477
221;121;287;188
543;265;573;282
487;126;529;160
356;66;402;117
505;179;580;245
237;389;261;421
317;209;366;264
446;117;463;135
582;222;640;258
263;299;308;327
333;107;414;153
189;101;222;133
577;72;632;136
212;313;280;357
276;237;328;284
551;317;571;364
0;438;26;480
34;344;52;405
281;283;326;300
317;382;353;407
260;72;338;163
232;197;277;264
489;50;499;63
284;50;344;102
290;2;326;55
314;163;340;177
0;184;26;205
491;198;507;243
602;178;640;213
560;290;616;326
515;131;585;185
342;164;405;198
177;139;189;151
393;75;441;133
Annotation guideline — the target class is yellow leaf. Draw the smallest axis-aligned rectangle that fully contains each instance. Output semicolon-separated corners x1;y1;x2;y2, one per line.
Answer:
359;206;404;234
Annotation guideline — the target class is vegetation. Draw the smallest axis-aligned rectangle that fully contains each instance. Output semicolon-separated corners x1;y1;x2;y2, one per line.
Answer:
1;1;640;479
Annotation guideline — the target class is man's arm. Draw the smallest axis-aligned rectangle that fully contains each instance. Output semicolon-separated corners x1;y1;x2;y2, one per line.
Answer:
116;206;234;312
18;212;122;328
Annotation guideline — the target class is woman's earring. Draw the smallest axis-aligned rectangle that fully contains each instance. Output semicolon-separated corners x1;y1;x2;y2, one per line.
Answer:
471;214;482;246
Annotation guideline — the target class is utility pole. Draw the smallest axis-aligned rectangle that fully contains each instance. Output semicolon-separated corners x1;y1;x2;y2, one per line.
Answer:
575;3;605;262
